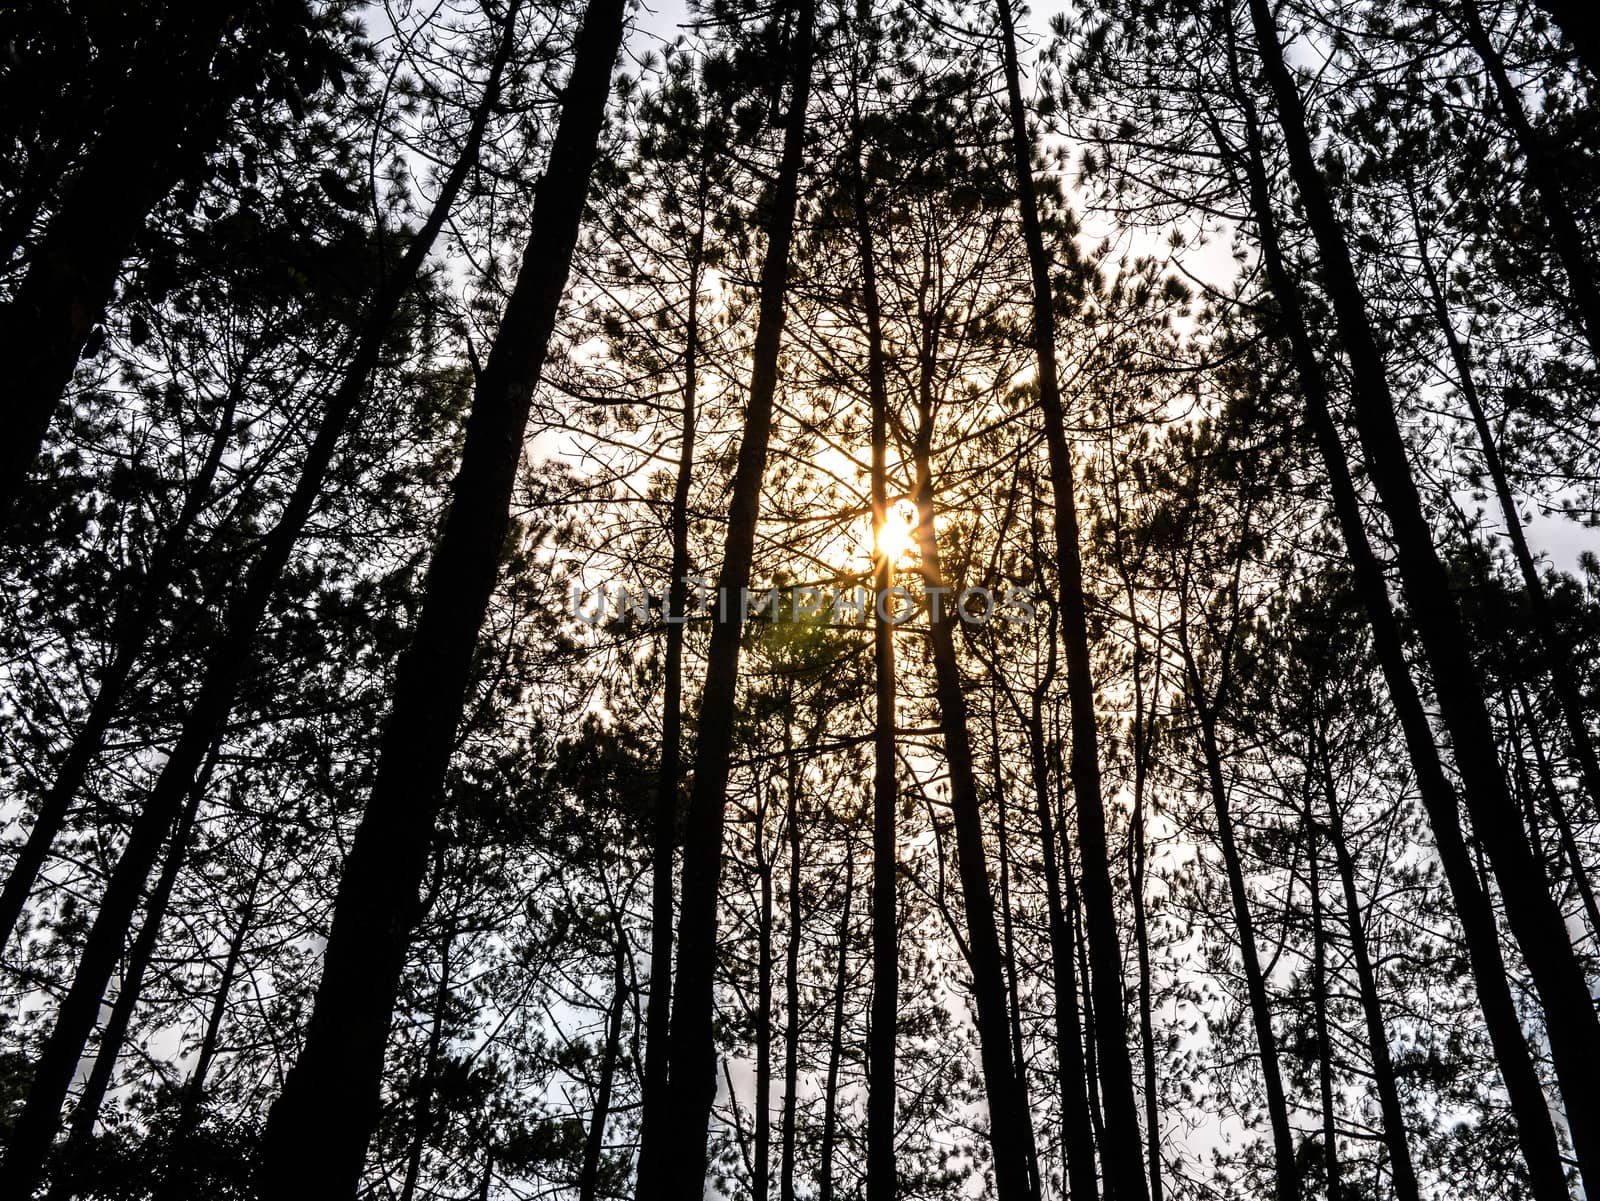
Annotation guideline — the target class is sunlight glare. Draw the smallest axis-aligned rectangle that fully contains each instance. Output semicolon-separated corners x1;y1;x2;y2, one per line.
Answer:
871;501;919;565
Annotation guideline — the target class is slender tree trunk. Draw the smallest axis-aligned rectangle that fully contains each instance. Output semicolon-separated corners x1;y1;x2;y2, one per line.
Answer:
846;67;901;1201
1186;678;1298;1201
1316;734;1420;1201
633;205;701;1201
755;782;774;1201
991;707;1043;1201
0;378;239;951
1246;4;1600;1188
819;844;853;1201
780;739;803;1201
1025;681;1099;1201
1218;35;1571;1198
578;934;628;1201
254;5;619;1193
0;1;258;523
910;389;1034;1201
1456;1;1600;363
1306;820;1341;1201
993;6;1149;1194
645;2;815;1193
1128;677;1163;1201
1410;200;1600;816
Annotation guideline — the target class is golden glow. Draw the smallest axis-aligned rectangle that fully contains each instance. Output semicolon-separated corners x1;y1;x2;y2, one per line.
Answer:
871;501;919;565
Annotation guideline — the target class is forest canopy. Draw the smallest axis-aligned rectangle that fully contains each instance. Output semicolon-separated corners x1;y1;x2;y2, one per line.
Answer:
2;0;1599;1198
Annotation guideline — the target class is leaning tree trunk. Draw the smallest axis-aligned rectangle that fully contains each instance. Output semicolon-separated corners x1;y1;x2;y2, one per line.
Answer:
577;932;628;1201
1219;36;1571;1199
253;1;622;1192
1246;3;1600;1189
0;17;530;1192
47;745;222;1201
993;4;1151;1194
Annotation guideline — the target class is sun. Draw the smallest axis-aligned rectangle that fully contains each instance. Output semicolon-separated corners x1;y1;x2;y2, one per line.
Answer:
869;500;919;565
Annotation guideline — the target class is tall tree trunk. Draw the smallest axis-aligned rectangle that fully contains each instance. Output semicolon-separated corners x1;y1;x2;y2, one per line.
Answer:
1409;197;1600;816
819;843;854;1201
644;1;815;1193
1455;1;1600;364
780;737;803;1201
0;15;530;1191
1025;675;1099;1201
1316;732;1421;1201
0;1;261;523
578;933;628;1201
846;63;901;1201
1306;819;1341;1201
1185;668;1298;1201
1216;33;1571;1198
633;204;702;1201
1246;4;1600;1188
253;3;619;1193
993;5;1150;1194
991;707;1043;1201
755;783;774;1201
0;378;239;952
910;388;1034;1201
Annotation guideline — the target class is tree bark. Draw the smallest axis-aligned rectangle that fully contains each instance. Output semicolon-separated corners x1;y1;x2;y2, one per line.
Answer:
1246;4;1600;1189
47;745;221;1201
1306;820;1341;1201
1529;0;1600;77
846;63;902;1201
253;3;620;1192
780;734;803;1201
1184;656;1298;1201
578;932;628;1201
